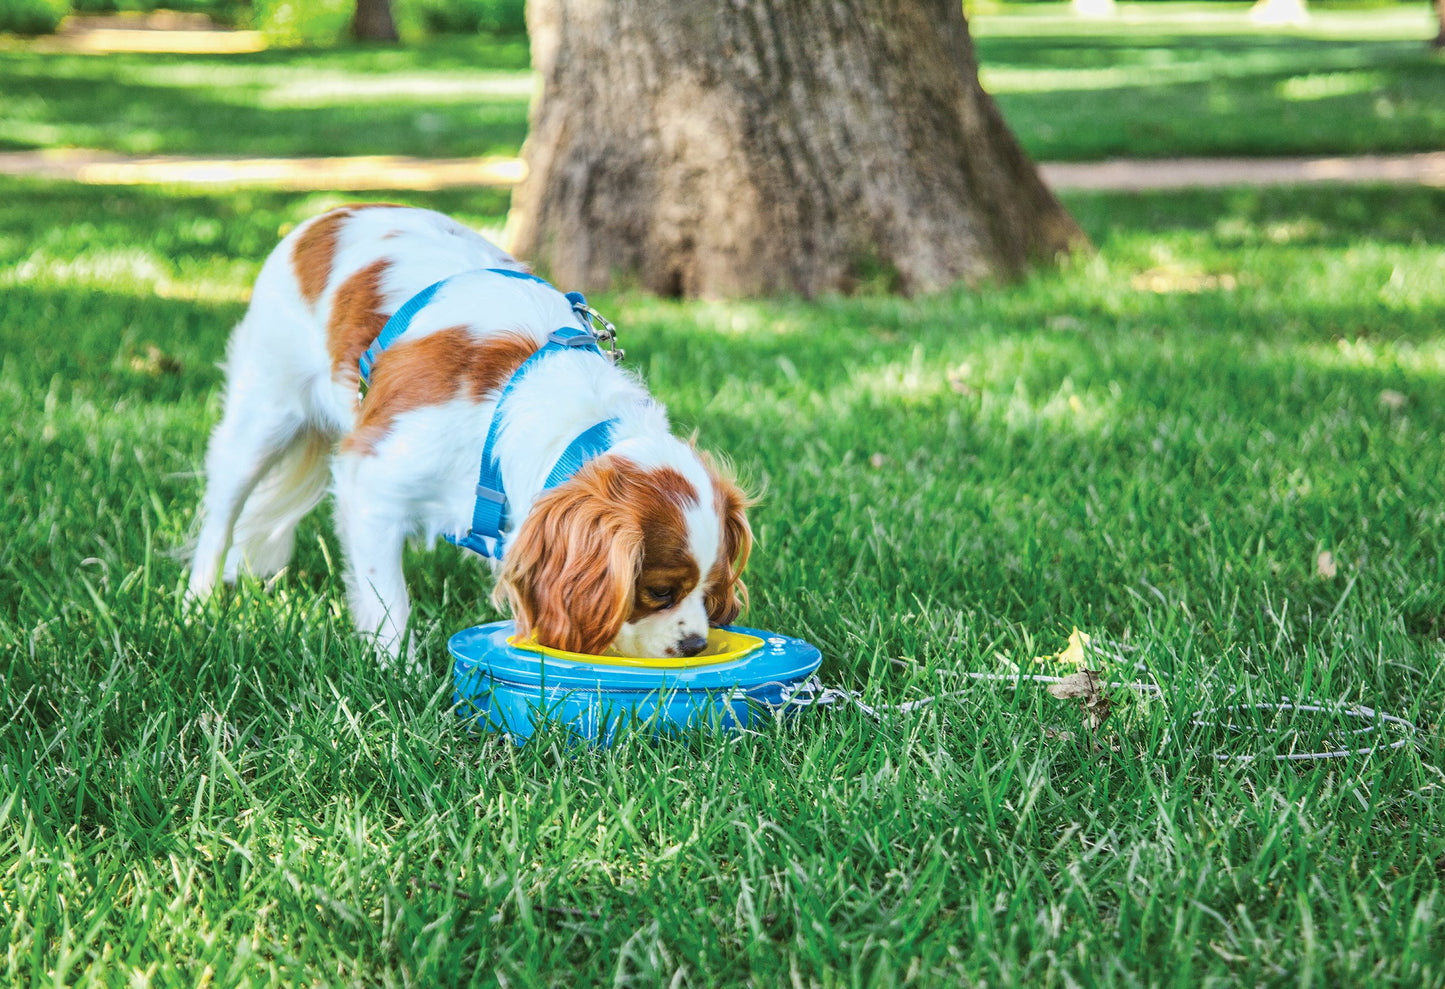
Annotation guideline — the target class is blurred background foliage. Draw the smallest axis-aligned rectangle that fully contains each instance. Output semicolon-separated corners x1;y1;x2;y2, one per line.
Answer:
1;0;1428;44
0;0;527;43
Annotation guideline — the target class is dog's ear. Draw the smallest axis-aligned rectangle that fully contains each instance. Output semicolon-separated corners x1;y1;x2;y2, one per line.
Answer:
701;456;755;626
495;466;642;655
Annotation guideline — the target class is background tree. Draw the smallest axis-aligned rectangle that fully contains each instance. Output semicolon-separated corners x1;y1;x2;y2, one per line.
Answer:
506;0;1086;298
353;0;398;41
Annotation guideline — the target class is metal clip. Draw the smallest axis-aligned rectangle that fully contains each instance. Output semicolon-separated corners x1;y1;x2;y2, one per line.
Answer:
571;301;624;365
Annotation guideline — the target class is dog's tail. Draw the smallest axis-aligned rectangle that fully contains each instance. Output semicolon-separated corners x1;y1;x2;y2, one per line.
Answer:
222;427;333;581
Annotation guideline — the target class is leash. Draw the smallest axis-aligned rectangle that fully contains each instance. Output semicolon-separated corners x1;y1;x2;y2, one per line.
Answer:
743;649;1418;764
357;267;624;560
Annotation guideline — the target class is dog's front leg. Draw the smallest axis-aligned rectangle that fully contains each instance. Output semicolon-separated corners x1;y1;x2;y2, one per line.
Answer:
333;485;412;663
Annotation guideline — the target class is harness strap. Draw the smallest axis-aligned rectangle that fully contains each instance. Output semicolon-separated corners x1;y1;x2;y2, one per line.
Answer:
354;268;618;561
451;325;609;558
358;267;552;387
545;418;618;488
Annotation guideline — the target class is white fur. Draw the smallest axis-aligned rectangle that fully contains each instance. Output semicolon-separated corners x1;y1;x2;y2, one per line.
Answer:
187;205;727;661
612;586;711;659
610;472;721;657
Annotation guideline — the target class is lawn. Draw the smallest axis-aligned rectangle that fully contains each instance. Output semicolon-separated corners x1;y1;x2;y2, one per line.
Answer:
2;3;1445;985
0;4;1441;161
0;36;533;158
1;174;1443;983
976;4;1445;160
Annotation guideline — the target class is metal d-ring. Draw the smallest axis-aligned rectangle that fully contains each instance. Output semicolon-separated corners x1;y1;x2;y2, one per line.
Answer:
571;301;624;364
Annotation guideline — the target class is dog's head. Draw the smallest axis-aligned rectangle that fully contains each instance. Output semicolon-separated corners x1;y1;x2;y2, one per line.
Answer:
495;450;752;658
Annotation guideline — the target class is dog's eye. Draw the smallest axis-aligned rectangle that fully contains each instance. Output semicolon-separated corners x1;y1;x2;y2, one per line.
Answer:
646;587;675;607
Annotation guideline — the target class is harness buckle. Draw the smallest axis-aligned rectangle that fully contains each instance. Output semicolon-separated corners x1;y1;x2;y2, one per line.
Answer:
548;329;602;349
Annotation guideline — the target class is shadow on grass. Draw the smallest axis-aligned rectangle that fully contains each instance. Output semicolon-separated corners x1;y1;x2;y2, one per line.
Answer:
978;33;1445;160
2;168;1443;988
2;180;1440;692
1065;183;1445;246
0;37;531;159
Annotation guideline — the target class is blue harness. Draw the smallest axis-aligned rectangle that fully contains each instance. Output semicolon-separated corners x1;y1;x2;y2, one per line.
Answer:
358;268;620;560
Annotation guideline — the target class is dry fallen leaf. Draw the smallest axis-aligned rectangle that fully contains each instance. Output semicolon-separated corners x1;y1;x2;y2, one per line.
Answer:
1378;389;1406;411
1046;670;1098;700
1316;550;1338;579
1047;668;1113;730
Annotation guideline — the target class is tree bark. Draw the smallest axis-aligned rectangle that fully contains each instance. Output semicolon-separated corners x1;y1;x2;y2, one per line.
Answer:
1433;0;1445;49
353;0;398;42
507;0;1087;298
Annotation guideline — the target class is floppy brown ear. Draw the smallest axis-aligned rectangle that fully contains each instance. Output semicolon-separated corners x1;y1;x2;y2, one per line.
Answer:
494;467;643;654
701;456;755;626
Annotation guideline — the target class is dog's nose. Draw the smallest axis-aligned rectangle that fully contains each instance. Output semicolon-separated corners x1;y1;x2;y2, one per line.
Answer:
677;633;708;657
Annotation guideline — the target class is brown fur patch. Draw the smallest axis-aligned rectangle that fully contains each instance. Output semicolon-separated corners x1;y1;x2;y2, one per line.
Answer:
497;461;712;654
327;259;390;388
291;209;352;307
630;469;701;620
342;329;535;455
495;459;645;654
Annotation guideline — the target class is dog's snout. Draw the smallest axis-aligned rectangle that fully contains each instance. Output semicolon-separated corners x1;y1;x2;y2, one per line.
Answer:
678;633;708;657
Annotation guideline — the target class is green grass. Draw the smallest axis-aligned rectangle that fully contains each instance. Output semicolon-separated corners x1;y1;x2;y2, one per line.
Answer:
0;5;1441;161
1;5;1443;981
976;5;1445;160
2;177;1443;984
0;36;532;157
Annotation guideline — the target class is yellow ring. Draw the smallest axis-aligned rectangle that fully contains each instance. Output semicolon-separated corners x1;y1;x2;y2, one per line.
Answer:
507;628;765;668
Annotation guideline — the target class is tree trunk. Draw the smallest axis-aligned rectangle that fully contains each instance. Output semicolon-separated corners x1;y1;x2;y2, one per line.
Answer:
507;0;1087;298
1433;0;1445;49
353;0;398;42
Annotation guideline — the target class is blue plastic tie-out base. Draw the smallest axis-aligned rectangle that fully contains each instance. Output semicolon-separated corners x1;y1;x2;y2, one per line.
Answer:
450;620;822;746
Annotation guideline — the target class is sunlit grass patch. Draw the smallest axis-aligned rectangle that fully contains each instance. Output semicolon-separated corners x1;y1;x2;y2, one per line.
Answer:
2;178;1443;984
974;6;1445;160
0;37;532;159
1;7;1443;165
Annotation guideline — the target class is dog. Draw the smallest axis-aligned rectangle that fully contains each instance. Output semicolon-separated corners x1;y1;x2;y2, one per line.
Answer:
186;204;751;661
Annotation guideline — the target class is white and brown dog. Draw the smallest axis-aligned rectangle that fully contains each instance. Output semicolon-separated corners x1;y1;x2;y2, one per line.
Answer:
187;204;751;661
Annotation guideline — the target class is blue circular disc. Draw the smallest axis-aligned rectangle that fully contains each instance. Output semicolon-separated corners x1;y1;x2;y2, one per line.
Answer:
450;620;822;745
